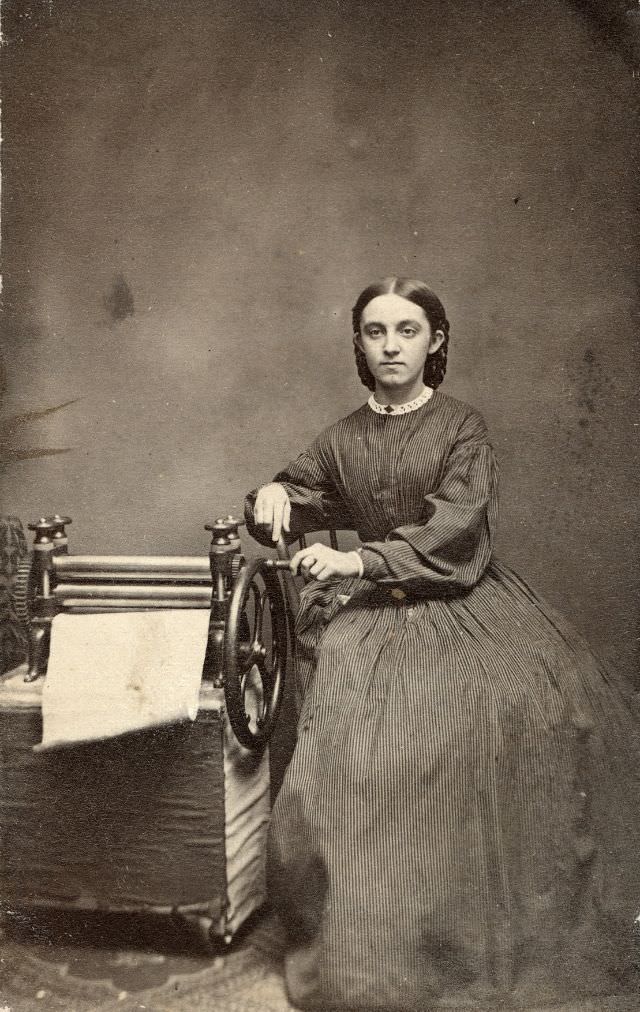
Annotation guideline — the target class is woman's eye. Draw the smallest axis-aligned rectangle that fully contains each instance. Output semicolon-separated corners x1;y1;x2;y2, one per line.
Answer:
401;327;417;336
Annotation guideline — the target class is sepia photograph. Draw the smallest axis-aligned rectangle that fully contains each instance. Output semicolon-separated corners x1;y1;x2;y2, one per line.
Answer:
0;1;639;1009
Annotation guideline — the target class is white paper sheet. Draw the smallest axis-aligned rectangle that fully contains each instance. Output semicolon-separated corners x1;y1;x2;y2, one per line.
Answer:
37;610;211;750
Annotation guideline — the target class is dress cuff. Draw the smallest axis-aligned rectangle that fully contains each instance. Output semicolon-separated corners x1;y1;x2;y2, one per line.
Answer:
349;549;364;579
356;546;388;581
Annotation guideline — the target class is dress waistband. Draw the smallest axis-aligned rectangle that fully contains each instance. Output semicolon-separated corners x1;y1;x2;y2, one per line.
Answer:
376;586;422;607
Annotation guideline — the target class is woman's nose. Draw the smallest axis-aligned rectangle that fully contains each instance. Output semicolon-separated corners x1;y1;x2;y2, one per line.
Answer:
382;335;401;355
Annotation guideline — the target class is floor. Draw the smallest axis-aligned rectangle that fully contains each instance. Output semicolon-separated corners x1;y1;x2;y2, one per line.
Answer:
1;906;639;1012
0;905;294;1012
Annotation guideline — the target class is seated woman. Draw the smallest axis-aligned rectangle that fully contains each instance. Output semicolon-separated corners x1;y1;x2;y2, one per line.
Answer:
245;277;640;1011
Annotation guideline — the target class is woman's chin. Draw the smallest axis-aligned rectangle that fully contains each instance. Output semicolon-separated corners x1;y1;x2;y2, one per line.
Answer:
375;374;406;389
375;377;420;399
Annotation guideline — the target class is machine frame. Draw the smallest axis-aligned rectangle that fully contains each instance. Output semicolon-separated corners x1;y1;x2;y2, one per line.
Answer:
0;514;290;948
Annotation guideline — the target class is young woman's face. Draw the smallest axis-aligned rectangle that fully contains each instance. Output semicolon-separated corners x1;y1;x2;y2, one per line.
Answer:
357;293;444;399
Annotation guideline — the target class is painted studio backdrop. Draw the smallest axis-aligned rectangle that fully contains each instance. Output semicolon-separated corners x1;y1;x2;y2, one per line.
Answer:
1;0;639;687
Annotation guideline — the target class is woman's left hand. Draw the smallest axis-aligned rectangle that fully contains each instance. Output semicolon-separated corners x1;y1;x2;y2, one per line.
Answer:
289;543;362;582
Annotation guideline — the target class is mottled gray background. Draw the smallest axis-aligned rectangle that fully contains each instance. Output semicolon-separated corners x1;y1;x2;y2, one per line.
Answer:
1;0;639;686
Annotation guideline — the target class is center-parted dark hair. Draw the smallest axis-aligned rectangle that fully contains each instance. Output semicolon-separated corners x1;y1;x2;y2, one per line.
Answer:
351;277;450;391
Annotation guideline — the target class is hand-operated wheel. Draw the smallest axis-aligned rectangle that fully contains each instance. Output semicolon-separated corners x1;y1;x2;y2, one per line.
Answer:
223;558;288;750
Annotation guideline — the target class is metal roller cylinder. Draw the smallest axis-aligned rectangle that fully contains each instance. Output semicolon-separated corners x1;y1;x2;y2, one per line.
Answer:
53;555;212;578
53;583;213;602
62;599;211;611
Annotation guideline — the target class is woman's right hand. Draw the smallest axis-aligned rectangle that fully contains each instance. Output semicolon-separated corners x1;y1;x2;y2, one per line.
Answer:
253;483;291;543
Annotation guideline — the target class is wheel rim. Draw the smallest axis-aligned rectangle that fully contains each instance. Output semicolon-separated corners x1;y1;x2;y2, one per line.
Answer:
223;558;288;750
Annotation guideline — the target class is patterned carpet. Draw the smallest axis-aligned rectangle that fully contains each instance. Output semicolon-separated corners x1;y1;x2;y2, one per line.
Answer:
0;905;294;1012
3;906;640;1012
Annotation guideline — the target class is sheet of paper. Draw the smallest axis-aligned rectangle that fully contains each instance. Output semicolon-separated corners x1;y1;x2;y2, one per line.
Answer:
37;610;210;750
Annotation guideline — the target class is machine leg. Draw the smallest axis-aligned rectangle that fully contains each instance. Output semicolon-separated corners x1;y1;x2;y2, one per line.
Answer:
171;909;228;954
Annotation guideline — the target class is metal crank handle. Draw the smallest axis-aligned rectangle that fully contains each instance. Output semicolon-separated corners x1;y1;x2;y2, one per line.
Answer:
263;559;293;571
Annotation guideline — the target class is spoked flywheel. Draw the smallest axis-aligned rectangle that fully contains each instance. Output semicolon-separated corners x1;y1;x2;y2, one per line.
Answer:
223;558;288;750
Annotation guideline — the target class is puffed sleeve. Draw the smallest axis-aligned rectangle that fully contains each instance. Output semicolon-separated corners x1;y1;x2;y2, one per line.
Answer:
358;412;498;595
244;432;354;547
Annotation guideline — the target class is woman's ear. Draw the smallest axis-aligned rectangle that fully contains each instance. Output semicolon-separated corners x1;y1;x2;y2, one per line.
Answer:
353;332;363;351
429;329;445;354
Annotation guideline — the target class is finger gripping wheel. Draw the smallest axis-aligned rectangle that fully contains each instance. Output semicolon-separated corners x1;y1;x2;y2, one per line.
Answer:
224;558;288;751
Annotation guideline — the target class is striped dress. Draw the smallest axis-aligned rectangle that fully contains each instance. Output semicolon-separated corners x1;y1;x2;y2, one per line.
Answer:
245;389;640;1011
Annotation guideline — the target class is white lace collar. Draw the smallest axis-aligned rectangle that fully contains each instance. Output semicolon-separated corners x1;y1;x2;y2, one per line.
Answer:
367;386;434;416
